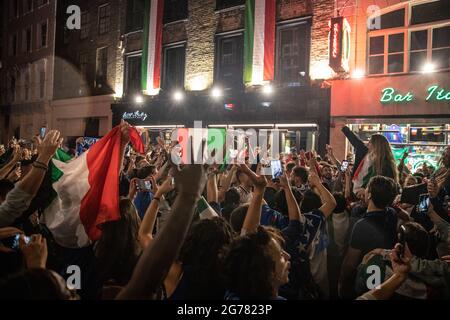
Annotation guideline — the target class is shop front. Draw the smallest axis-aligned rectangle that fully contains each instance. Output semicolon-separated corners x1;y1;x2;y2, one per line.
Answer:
112;85;331;155
330;72;450;171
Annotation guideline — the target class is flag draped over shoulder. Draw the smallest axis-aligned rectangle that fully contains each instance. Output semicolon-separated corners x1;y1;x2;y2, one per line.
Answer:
352;154;376;193
42;126;144;248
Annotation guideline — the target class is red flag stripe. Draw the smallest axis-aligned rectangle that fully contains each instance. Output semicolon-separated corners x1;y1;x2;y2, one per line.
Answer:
263;0;276;81
153;0;164;89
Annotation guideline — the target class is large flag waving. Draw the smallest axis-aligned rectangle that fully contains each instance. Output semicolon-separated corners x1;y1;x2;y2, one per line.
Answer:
141;0;164;95
43;126;144;248
243;0;276;85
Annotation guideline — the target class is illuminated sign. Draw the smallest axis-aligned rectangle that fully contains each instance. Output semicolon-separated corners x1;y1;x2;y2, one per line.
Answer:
122;111;148;121
329;17;351;73
380;85;450;104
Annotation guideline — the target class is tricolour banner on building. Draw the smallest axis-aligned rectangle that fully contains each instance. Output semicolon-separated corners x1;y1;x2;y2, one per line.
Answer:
243;0;276;85
141;0;164;95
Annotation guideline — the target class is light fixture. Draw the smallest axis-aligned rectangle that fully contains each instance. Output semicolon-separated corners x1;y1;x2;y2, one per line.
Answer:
422;63;435;73
262;84;273;95
135;95;144;104
211;87;222;99
351;69;365;79
173;90;184;102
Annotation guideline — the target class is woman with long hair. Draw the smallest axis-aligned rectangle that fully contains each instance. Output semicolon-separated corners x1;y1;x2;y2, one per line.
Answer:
368;134;399;183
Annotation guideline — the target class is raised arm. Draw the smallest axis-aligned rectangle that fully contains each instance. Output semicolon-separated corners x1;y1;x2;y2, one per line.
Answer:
341;126;367;152
138;176;174;248
240;164;267;234
206;169;219;204
308;172;337;217
218;165;237;203
0;146;21;180
326;144;341;167
279;173;303;223
116;165;208;299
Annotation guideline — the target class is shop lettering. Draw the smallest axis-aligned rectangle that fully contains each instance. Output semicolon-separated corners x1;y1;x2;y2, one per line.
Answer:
380;85;450;104
426;85;450;101
380;88;414;103
122;111;148;121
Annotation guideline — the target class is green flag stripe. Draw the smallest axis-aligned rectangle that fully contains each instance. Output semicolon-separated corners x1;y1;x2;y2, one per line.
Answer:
50;149;72;184
141;0;150;91
243;0;255;84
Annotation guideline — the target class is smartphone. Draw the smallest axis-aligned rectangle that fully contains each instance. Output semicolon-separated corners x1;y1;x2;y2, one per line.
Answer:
417;194;430;215
136;179;152;191
40;127;46;139
271;160;283;181
400;183;428;205
16;161;21;170
1;234;31;251
398;225;406;259
341;160;349;172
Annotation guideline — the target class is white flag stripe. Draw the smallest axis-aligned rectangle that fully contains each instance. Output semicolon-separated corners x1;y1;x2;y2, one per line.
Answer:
252;0;266;85
42;152;91;248
146;0;159;91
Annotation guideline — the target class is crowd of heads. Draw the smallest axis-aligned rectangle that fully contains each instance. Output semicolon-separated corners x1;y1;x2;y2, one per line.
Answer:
0;125;449;300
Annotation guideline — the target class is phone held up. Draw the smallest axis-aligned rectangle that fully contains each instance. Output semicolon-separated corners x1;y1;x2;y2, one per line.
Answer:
398;225;407;259
135;179;152;191
1;234;31;251
340;160;349;172
271;160;283;182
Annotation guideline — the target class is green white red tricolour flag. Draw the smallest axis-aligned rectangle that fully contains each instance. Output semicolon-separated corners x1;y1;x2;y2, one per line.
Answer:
352;154;376;193
42;126;144;248
243;0;276;85
141;0;164;95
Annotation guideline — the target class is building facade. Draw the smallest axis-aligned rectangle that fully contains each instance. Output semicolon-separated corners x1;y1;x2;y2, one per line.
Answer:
112;0;339;155
0;0;56;142
52;0;123;144
329;0;450;171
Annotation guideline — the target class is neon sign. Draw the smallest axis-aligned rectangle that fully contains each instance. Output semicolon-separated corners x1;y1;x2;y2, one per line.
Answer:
329;17;351;72
122;111;148;121
380;85;450;104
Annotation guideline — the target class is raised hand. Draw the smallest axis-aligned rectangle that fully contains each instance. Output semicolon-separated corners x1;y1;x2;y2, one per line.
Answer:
19;233;48;269
278;173;291;190
308;172;321;188
155;176;174;196
0;227;23;253
390;243;412;277
37;130;63;164
239;163;267;191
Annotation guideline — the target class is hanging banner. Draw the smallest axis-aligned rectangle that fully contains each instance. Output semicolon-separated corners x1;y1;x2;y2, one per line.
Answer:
329;16;351;73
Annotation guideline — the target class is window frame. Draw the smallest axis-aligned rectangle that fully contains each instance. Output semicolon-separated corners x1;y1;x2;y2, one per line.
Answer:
37;19;48;50
95;47;109;88
214;31;244;90
23;0;33;15
98;3;111;35
124;52;143;96
80;11;90;40
161;42;186;91
275;18;311;87
36;0;49;9
366;1;450;75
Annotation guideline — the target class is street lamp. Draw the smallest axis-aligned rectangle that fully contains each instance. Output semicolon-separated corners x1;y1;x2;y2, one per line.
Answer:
135;95;144;104
262;84;273;95
351;69;365;79
173;90;184;102
422;63;435;73
211;87;222;99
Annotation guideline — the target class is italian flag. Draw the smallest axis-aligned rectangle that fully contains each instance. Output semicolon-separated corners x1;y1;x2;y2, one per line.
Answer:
352;154;376;193
243;0;276;85
42;126;144;248
196;196;219;220
141;0;164;95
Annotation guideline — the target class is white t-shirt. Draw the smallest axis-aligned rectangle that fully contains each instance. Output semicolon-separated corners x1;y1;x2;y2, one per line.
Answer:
332;213;350;257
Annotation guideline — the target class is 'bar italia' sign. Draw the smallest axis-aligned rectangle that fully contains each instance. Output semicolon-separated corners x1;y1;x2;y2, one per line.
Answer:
380;85;450;103
329;17;351;73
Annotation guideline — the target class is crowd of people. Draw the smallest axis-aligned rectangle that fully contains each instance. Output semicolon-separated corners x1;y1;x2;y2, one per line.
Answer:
0;123;449;300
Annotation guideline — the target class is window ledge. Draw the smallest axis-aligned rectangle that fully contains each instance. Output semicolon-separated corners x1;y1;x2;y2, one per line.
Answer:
164;19;188;27
214;5;245;14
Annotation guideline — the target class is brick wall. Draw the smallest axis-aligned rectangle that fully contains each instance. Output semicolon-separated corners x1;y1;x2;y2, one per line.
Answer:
185;0;218;90
277;0;313;20
216;7;245;33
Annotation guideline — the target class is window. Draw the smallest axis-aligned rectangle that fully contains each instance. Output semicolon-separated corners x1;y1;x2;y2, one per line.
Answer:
23;0;33;14
216;0;245;11
39;68;45;99
126;0;144;33
9;73;16;102
215;34;243;89
79;52;89;78
411;1;450;25
9;33;18;56
368;33;405;75
24;69;31;101
125;54;142;95
96;47;108;88
410;30;428;71
368;9;405;31
276;22;310;86
80;12;90;39
162;45;186;90
98;4;111;35
163;0;188;24
37;21;48;48
432;26;450;70
26;27;32;52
